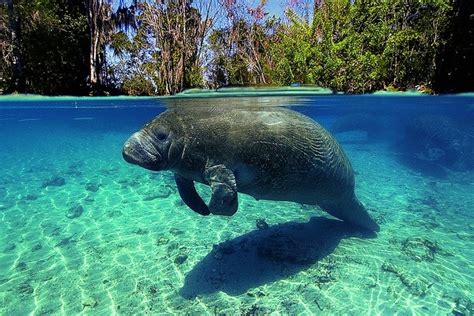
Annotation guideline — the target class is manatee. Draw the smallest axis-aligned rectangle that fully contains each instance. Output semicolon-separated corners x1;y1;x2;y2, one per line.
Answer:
401;115;463;166
122;106;379;232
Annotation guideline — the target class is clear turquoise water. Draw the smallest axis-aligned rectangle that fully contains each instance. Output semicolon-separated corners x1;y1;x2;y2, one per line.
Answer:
0;94;473;315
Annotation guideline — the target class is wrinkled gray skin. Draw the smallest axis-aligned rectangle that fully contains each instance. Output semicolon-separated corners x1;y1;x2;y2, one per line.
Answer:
123;106;380;232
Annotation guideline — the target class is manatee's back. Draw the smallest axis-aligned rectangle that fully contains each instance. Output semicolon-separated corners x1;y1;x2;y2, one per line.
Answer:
169;106;354;202
243;107;356;204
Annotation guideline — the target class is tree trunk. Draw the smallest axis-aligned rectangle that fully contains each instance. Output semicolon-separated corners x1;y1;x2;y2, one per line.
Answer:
142;0;209;95
6;0;24;93
87;0;104;91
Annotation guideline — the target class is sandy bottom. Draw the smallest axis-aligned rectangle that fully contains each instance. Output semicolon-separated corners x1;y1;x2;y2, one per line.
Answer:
0;122;473;315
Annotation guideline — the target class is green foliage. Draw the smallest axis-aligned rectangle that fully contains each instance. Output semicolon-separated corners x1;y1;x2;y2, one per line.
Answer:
0;0;467;95
1;0;89;95
122;74;155;96
208;0;454;93
185;64;205;89
109;31;132;58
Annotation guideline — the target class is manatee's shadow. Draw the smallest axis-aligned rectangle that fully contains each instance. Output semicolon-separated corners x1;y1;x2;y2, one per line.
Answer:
179;216;376;298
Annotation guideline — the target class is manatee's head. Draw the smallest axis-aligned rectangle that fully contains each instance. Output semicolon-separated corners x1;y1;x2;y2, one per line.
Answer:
122;112;182;171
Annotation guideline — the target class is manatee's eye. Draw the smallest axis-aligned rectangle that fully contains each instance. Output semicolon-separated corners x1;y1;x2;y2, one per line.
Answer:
156;130;169;141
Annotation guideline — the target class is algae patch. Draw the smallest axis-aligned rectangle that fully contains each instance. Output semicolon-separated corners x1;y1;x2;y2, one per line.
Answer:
381;261;433;297
401;237;442;262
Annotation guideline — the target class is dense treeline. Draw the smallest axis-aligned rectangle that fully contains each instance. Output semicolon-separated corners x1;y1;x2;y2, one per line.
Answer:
1;0;90;94
0;0;472;95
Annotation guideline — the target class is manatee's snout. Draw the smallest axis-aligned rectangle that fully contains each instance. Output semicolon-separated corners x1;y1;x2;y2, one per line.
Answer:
122;133;142;164
122;132;163;171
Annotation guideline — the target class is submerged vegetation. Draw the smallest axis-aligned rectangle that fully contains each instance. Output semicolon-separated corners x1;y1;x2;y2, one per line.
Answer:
0;0;473;95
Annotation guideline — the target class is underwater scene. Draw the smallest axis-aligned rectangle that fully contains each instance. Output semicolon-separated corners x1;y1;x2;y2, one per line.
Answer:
0;92;473;315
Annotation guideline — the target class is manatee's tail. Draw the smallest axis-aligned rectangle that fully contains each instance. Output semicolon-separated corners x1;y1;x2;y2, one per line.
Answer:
321;196;380;232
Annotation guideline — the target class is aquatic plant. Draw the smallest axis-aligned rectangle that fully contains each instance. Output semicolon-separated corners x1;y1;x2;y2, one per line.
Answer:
381;261;432;297
453;297;474;316
401;237;440;262
85;182;100;192
65;204;84;219
255;218;269;230
41;176;65;188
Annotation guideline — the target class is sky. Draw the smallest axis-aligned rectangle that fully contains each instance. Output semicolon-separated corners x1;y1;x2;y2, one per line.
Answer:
265;1;286;17
112;0;286;18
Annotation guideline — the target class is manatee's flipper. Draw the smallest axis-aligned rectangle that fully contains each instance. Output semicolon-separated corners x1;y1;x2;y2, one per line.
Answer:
174;174;210;216
204;164;238;216
321;196;380;232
